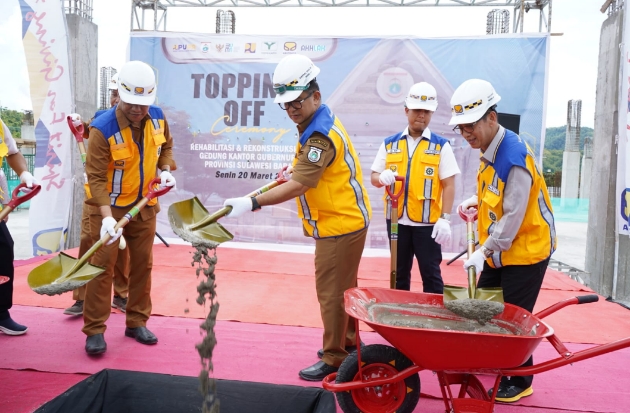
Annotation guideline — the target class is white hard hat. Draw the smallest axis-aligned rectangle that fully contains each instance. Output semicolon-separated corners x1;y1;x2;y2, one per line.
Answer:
448;79;501;125
117;61;157;105
273;54;320;104
108;73;118;91
405;82;438;111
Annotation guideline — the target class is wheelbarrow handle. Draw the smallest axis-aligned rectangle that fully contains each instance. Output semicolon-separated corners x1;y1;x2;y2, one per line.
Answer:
66;115;85;143
458;204;478;222
385;176;405;208
534;294;599;319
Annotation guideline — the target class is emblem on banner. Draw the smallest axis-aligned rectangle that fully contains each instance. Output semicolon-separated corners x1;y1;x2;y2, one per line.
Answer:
216;44;225;53
263;42;277;52
622;189;630;223
307;146;322;163
245;43;256;53
284;42;297;52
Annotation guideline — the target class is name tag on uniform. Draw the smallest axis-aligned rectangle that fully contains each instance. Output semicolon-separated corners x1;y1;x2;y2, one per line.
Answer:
487;185;500;196
386;149;402;154
152;128;164;135
424;149;440;155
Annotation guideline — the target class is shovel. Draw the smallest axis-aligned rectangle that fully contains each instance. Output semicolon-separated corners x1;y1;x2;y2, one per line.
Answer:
443;205;504;323
168;175;288;245
0;183;42;285
67;115;127;250
385;176;405;289
27;178;171;296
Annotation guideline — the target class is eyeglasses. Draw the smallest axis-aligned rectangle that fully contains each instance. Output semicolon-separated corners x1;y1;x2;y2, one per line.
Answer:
278;91;314;110
452;121;479;134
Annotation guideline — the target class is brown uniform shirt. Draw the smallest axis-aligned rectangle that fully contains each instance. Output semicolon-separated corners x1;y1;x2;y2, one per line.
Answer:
85;106;176;219
291;132;335;188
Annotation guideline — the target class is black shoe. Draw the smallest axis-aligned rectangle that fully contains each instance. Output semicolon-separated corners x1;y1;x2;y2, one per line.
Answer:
85;333;107;355
488;385;533;403
0;316;28;336
125;326;158;345
63;300;84;316
317;341;364;359
298;360;338;381
112;296;127;313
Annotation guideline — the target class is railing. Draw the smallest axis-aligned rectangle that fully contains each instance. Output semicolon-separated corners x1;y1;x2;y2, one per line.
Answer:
64;0;93;22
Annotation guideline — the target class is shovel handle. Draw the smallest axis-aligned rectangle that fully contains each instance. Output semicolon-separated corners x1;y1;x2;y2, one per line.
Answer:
55;178;171;284
385;176;405;209
458;204;478;223
188;179;285;231
6;183;41;210
67;116;85;143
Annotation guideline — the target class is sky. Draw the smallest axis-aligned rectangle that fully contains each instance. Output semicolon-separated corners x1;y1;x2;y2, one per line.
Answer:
0;0;607;128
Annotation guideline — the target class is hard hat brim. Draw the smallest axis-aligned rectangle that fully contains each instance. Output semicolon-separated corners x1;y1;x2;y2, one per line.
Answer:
448;111;484;125
118;89;156;106
274;89;304;104
406;100;438;111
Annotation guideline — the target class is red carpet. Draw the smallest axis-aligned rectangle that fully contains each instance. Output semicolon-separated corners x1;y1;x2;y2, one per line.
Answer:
4;244;630;413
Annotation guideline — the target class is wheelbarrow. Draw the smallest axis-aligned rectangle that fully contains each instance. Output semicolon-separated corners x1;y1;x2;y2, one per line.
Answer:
0;183;42;285
322;287;630;413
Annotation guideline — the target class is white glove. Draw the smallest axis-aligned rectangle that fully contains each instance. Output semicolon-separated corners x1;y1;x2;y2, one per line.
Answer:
223;197;253;218
463;248;486;275
100;216;123;245
69;113;82;127
118;235;127;250
282;165;294;181
159;170;176;187
19;171;39;188
431;218;451;245
458;195;478;211
378;169;397;186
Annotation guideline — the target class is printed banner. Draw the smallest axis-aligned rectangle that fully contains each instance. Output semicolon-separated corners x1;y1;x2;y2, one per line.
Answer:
20;0;74;255
618;9;630;236
130;32;549;252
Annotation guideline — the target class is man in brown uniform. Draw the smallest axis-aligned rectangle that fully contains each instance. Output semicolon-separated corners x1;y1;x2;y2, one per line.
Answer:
83;61;176;355
224;54;371;381
64;73;130;316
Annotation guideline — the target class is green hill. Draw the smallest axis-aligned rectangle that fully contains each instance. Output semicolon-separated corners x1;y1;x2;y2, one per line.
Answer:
543;126;594;173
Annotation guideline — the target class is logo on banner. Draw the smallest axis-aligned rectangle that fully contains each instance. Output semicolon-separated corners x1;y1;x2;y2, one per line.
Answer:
172;44;196;52
224;43;239;53
622;189;630;226
245;43;257;53
216;44;225;53
263;41;277;53
375;67;414;104
284;42;297;53
301;44;326;52
201;42;211;53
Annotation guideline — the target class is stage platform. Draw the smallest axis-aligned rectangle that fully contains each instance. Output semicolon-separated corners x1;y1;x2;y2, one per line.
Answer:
2;242;630;413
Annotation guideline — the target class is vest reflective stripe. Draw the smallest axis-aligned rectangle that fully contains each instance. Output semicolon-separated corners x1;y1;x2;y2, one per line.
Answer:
382;132;447;223
295;105;371;238
90;106;166;208
477;129;556;267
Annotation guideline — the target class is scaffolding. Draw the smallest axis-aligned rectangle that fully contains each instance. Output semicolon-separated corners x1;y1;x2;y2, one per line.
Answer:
487;9;510;34
216;10;236;34
131;0;551;33
99;67;117;111
64;0;93;22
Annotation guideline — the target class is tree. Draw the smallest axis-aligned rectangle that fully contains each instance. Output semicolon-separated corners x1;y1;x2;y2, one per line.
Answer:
0;107;22;139
542;125;594;173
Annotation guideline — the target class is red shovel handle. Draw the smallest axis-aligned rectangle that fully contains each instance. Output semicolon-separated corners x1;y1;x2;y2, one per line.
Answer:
385;176;405;208
458;204;478;223
7;183;41;209
67;116;85;143
276;165;290;185
146;177;172;200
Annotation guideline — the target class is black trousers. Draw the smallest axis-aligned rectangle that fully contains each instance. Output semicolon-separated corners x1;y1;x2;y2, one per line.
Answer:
477;256;550;389
0;221;15;320
386;220;443;293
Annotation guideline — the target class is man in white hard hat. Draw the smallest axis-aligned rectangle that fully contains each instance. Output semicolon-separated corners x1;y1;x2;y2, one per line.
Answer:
371;82;459;293
223;54;372;381
82;60;177;355
452;79;556;403
0;119;38;336
65;72;131;317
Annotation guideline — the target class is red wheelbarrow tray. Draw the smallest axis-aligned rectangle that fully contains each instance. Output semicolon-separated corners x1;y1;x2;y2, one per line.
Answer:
325;287;630;378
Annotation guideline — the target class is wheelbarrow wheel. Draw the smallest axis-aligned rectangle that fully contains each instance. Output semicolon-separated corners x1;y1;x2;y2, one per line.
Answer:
335;344;420;413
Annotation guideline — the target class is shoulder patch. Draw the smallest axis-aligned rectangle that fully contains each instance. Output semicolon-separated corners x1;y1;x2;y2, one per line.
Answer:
307;146;323;163
309;138;329;148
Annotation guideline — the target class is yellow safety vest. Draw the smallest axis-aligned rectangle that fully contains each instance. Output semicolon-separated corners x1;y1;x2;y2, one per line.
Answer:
0;123;9;210
478;129;557;267
383;132;448;223
89;106;166;207
294;105;371;238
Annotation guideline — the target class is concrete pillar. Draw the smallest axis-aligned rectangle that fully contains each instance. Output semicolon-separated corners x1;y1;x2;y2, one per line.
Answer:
585;8;630;302
579;138;592;199
560;151;580;200
65;13;98;249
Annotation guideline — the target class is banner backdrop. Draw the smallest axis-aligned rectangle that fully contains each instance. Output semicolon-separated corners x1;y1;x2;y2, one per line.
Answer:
618;7;630;236
130;32;549;252
20;0;74;255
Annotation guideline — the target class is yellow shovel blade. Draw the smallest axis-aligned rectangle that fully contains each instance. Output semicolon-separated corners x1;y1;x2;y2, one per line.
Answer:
443;285;504;303
168;197;234;244
28;252;105;296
